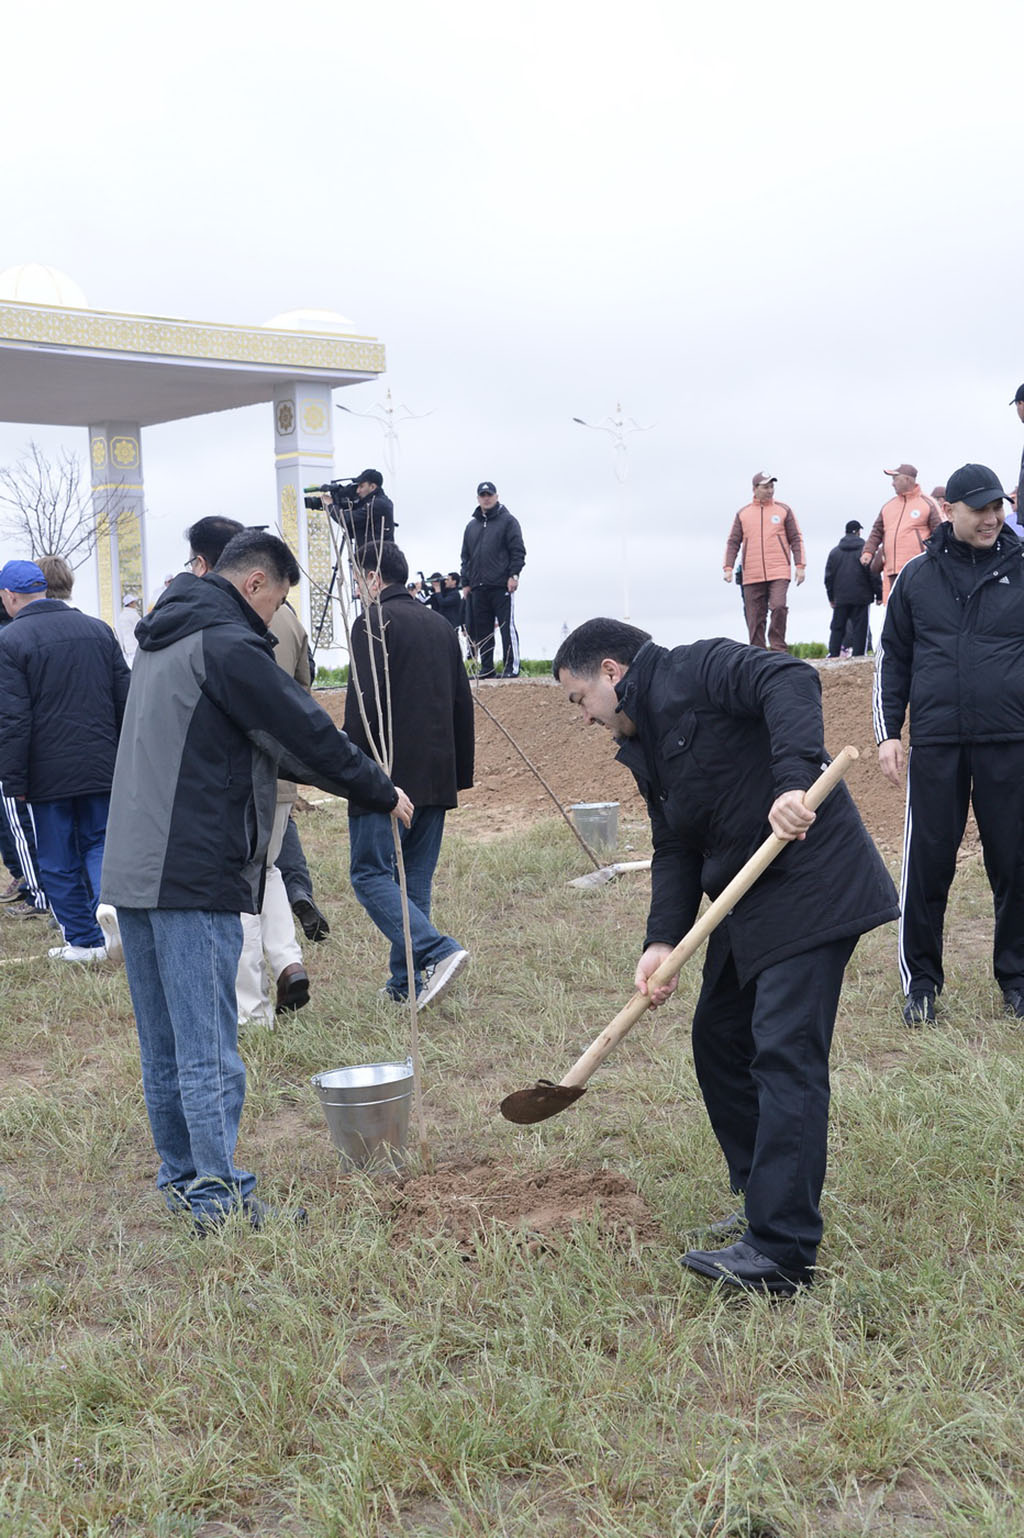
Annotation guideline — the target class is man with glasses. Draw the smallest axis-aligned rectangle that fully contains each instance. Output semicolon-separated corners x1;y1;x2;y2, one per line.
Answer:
874;464;1024;1025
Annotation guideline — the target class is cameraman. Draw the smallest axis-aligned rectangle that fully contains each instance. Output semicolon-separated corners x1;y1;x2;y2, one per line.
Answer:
330;469;395;552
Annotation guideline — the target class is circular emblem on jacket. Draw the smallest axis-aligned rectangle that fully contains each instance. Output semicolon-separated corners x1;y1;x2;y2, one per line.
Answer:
911;508;920;517
771;514;781;524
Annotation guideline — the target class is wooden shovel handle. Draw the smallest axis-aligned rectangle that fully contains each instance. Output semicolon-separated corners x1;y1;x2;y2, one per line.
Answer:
559;746;859;1091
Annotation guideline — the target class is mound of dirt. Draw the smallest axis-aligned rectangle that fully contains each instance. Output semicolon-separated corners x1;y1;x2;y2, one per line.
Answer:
388;1161;662;1252
317;661;907;852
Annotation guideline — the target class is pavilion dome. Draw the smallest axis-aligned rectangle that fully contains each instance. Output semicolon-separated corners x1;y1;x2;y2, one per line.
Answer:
262;307;355;335
0;264;88;308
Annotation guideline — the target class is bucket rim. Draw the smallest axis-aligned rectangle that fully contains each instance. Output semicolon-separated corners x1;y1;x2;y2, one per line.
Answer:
311;1057;413;1091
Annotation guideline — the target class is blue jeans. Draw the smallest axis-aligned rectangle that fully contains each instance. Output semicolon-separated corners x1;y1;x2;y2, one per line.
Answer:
32;793;109;945
118;908;256;1220
348;806;458;996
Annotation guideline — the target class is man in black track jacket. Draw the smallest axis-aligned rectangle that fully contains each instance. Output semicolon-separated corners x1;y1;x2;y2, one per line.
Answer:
874;463;1024;1026
554;617;897;1295
460;481;526;677
101;530;413;1232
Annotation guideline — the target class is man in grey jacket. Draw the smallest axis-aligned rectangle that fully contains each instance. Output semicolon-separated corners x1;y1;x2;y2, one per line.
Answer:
102;530;412;1232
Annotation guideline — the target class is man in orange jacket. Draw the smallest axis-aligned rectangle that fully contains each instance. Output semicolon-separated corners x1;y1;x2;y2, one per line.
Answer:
723;472;806;651
860;464;942;600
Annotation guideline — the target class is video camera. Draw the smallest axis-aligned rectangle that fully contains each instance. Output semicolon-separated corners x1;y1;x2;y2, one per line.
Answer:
303;478;362;513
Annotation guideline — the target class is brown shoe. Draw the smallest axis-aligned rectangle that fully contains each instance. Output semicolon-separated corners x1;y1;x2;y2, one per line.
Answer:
275;962;310;1015
3;899;46;920
0;877;25;903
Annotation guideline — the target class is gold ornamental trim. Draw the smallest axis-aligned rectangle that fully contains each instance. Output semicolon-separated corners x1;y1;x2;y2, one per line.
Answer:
0;301;386;375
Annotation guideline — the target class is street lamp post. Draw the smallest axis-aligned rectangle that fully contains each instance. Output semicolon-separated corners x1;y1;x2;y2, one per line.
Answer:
572;403;652;621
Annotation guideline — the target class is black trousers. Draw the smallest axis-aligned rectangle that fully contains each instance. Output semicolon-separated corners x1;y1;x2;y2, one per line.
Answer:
900;743;1024;997
827;603;869;657
467;586;519;677
691;931;857;1272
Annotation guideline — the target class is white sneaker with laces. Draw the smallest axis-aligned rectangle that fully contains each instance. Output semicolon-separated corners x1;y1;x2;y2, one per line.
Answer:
96;904;123;963
48;943;108;963
416;948;469;1009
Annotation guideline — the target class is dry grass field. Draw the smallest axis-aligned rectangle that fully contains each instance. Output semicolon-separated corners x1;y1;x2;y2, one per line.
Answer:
2;679;1023;1535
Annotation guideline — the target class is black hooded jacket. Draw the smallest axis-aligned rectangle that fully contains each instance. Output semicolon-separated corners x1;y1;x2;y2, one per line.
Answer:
874;523;1024;746
101;573;397;913
460;503;526;589
613;638;898;985
824;534;882;606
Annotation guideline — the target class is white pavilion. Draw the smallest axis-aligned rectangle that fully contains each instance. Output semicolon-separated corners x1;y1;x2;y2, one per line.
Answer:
0;263;386;639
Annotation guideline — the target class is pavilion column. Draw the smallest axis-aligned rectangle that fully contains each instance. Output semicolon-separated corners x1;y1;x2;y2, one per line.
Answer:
88;422;147;627
273;382;337;645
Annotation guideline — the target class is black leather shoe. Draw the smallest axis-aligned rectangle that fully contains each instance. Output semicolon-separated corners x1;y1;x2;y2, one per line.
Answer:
1004;989;1024;1019
902;991;936;1026
292;898;330;942
276;963;310;1014
680;1240;810;1295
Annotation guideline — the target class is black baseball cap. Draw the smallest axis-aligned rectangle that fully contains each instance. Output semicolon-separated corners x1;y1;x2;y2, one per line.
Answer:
944;464;1007;509
845;520;862;534
356;468;383;487
477;481;497;496
1010;385;1024;405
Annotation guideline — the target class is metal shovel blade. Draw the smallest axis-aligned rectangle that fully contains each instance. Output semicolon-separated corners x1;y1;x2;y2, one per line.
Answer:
499;1080;587;1124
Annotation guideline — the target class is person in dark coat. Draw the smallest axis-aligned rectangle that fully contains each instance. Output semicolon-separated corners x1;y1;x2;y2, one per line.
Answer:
330;469;395;552
0;558;131;960
824;519;882;657
874;463;1024;1026
554;617;898;1295
345;541;474;1008
460;481;526;677
428;571;464;630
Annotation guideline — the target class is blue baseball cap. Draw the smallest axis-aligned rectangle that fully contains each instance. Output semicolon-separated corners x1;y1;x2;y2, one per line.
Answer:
0;560;48;593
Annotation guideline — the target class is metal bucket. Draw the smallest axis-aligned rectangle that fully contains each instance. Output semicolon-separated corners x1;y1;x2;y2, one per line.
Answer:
311;1058;414;1171
569;801;619;852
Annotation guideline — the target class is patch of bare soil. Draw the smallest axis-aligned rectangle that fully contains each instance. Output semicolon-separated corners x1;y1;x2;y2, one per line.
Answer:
387;1159;662;1252
316;663;919;852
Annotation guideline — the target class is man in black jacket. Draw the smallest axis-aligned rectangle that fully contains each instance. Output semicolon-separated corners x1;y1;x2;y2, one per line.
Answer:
874;463;1024;1025
0;558;131;961
331;469;395;552
554;618;898;1294
460;481;526;678
345;541;474;1007
824;520;882;657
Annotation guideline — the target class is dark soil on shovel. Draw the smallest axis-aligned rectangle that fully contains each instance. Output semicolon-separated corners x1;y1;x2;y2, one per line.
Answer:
387;1159;662;1255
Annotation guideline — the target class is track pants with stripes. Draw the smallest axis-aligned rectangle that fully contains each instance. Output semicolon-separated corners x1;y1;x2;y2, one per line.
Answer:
899;742;1024;998
0;786;47;909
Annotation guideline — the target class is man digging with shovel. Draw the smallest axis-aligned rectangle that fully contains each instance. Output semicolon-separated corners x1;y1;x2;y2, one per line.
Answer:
552;619;898;1295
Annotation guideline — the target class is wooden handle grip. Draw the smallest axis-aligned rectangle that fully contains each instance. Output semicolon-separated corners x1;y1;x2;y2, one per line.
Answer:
559;746;859;1091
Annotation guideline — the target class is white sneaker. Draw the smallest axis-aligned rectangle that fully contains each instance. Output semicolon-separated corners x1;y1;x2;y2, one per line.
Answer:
48;943;108;963
96;904;123;963
417;948;469;1009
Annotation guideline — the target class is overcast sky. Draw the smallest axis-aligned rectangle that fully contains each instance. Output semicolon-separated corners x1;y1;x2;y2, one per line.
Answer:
3;0;1024;658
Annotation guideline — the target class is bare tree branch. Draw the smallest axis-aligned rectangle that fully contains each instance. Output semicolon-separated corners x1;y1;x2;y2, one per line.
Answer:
0;441;132;568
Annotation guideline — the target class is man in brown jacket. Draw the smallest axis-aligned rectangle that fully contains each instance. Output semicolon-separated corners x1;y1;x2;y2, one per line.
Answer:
723;472;806;651
860;464;942;600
